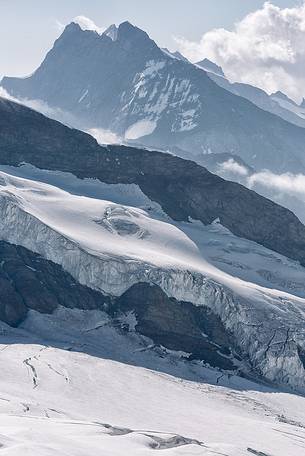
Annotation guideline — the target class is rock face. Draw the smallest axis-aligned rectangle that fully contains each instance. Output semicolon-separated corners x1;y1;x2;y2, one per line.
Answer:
0;240;237;372
0;241;107;326
1;97;305;266
3;22;305;172
116;282;235;369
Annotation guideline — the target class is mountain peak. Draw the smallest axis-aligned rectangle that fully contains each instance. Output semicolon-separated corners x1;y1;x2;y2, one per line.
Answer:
162;48;189;62
117;21;152;42
196;58;225;77
271;90;297;106
103;24;118;41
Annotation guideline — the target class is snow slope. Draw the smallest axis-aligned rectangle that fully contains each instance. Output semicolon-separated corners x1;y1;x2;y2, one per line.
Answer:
0;309;305;456
1;167;305;393
0;164;304;299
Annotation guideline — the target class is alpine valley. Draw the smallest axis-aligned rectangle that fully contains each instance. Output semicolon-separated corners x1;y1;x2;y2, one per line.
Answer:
1;14;305;456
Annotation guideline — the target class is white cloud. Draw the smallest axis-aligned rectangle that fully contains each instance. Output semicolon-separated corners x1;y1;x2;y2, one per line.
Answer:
175;1;305;102
88;128;121;145
248;170;305;197
216;158;305;221
72;16;104;35
0;88;120;145
0;87;80;127
217;159;249;176
217;158;305;197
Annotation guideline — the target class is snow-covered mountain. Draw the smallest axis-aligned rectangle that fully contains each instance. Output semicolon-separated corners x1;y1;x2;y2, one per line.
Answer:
2;312;305;455
1;97;305;266
1;70;305;455
1;96;305;396
1;135;305;455
1;165;305;387
196;59;305;129
4;21;305;173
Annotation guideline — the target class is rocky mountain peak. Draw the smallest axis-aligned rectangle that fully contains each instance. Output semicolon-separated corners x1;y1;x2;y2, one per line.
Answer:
103;23;118;41
271;90;297;106
196;58;225;77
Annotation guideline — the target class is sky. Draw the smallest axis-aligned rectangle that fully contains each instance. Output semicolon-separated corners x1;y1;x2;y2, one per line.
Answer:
0;0;299;77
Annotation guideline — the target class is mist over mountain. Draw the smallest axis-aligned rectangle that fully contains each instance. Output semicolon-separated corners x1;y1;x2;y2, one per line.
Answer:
4;20;305;174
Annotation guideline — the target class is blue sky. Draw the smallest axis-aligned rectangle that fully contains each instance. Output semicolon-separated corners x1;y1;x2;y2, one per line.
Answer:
0;0;299;77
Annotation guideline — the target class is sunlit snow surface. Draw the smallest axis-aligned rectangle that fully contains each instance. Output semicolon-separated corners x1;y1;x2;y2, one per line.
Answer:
0;309;305;456
0;163;304;299
0;165;305;454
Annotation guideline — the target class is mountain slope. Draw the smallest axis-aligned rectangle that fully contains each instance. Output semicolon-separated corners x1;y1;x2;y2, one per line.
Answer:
196;59;305;129
1;99;305;391
4;22;305;172
1;167;305;392
1;97;305;266
1;315;305;455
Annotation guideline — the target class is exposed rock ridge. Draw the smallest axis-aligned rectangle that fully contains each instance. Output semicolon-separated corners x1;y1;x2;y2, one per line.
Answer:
0;98;305;266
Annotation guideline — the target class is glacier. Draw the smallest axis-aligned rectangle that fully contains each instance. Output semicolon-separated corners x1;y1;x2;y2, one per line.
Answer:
0;306;305;455
0;168;305;393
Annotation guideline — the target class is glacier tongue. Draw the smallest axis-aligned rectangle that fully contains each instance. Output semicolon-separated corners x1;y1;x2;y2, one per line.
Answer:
0;169;305;392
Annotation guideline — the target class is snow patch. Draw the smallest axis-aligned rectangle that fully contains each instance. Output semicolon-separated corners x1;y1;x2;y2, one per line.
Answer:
72;16;104;35
78;89;88;103
125;120;157;140
103;24;118;41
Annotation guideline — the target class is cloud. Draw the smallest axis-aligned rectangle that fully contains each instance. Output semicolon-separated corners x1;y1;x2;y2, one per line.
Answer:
247;170;305;197
72;16;104;35
0;87;81;127
175;1;305;102
217;158;249;176
0;88;120;145
217;158;305;197
88;128;121;145
216;158;305;221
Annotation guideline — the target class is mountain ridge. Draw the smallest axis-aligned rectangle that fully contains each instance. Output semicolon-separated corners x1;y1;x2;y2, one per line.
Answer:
4;20;305;173
1;96;305;267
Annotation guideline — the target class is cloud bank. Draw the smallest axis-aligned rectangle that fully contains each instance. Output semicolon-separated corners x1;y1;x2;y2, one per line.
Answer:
217;158;305;222
217;158;249;176
218;158;305;198
176;1;305;102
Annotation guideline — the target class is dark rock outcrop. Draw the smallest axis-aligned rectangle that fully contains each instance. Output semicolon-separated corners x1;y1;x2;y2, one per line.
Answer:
0;242;236;371
0;241;108;326
1;97;305;266
116;282;235;369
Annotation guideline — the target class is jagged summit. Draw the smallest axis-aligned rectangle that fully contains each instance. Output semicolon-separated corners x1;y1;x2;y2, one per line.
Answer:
271;90;297;106
162;48;189;62
103;23;118;41
196;58;225;77
61;18;155;49
172;50;189;62
4;19;305;173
